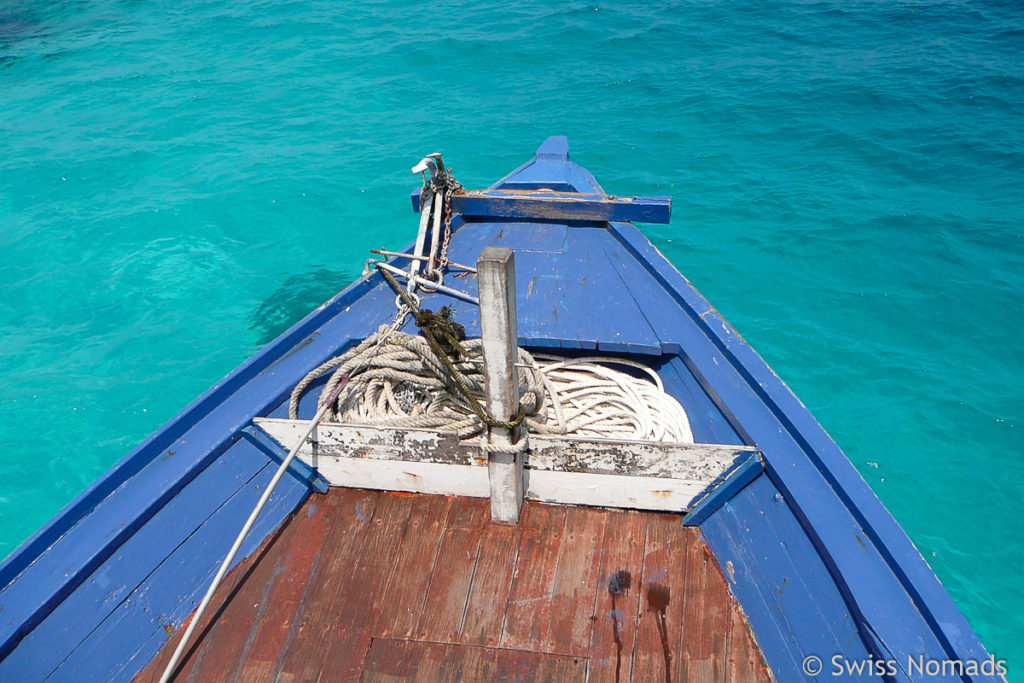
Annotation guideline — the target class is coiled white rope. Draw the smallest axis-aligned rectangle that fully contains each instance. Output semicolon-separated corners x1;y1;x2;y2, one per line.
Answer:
290;327;693;443
532;354;693;443
164;324;692;682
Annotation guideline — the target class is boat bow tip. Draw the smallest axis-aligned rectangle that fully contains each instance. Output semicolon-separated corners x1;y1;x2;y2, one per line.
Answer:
535;136;570;161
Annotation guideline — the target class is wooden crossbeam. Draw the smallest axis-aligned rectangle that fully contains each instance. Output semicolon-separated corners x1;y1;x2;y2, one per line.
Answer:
253;418;759;513
410;188;672;224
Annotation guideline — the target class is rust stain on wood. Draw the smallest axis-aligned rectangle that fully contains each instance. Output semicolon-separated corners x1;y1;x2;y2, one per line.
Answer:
646;583;673;683
587;510;647;683
608;569;632;683
135;490;772;682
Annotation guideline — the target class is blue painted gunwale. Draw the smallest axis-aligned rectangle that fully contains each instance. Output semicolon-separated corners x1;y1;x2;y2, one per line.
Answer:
600;216;998;680
0;137;999;682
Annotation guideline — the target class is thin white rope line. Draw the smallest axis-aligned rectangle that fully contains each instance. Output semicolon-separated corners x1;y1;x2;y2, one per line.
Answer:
158;396;332;683
523;356;567;433
160;308;409;683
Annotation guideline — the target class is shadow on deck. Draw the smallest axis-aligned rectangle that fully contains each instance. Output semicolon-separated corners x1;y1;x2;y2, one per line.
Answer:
137;489;771;682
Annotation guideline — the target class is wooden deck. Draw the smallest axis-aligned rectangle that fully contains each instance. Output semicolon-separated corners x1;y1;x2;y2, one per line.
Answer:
137;488;771;682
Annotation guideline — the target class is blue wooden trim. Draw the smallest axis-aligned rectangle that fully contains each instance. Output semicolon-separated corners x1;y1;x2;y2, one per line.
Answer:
241;426;330;494
701;474;875;681
0;438;307;680
534;135;569;160
0;275;392;661
46;459;309;682
683;450;763;527
655;356;743;445
603;219;998;675
409;188;671;224
494;137;605;194
408;136;605;212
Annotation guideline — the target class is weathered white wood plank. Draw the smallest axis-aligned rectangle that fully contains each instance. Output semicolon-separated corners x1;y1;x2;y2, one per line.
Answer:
524;470;708;511
293;456;717;512
253;417;753;475
527;434;741;480
251;417;759;512
306;457;490;497
253;418;751;478
478;245;524;522
276;420;477;466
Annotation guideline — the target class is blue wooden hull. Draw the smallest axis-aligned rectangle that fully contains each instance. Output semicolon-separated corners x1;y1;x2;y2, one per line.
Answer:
0;138;1001;681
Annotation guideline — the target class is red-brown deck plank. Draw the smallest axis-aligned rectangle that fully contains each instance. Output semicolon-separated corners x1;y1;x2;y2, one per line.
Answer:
360;638;586;682
727;606;770;682
457;523;520;647
205;491;344;682
586;509;648;683
679;540;733;682
238;492;340;679
370;495;450;640
498;503;567;651
545;505;607;656
631;513;692;683
274;491;381;682
359;637;419;680
134;513;295;683
317;493;416;681
135;490;771;683
181;532;282;683
413;503;486;642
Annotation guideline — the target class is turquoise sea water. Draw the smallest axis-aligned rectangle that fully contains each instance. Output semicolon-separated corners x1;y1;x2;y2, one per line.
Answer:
1;0;1021;674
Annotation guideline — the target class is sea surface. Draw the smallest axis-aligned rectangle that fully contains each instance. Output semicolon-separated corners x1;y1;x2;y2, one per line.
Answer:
1;0;1021;675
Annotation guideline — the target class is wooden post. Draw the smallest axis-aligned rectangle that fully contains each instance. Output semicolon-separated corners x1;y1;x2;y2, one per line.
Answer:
477;246;524;523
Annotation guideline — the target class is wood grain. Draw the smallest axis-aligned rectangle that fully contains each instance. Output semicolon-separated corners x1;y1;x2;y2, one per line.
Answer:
413;501;487;642
679;540;732;682
240;492;340;678
133;491;770;683
545;505;607;656
370;495;450;640
274;491;381;682
499;503;567;651
727;607;770;682
360;638;586;682
631;513;691;683
457;524;520;647
586;509;648;683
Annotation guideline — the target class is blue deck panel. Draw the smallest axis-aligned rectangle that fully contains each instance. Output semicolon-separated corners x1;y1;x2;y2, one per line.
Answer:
425;222;664;354
0;137;999;682
465;220;569;252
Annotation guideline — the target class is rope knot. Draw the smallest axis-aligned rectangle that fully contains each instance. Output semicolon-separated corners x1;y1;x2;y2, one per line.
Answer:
414;305;466;357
